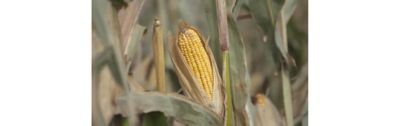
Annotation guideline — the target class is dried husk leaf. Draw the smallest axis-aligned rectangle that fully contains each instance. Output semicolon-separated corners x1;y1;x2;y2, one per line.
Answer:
169;23;224;116
254;94;286;126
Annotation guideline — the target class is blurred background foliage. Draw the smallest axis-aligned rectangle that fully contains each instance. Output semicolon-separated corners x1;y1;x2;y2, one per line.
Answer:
92;0;307;125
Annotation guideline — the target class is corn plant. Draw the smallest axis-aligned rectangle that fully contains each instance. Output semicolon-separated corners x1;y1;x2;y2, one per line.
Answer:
92;0;308;125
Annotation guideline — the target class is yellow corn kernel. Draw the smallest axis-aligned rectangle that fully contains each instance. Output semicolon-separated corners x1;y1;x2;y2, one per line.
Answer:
255;94;266;107
177;22;213;101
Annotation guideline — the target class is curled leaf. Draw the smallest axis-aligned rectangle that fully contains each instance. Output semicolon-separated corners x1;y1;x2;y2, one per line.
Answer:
274;0;298;65
117;92;223;126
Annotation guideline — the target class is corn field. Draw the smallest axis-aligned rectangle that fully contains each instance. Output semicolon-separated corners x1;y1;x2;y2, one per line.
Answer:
92;0;308;125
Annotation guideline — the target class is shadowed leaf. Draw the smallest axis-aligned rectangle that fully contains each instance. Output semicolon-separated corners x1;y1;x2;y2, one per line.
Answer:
203;0;222;71
248;0;281;34
142;112;169;126
138;0;156;26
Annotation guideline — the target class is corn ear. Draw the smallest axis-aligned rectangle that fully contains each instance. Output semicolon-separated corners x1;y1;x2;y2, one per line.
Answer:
177;23;214;100
169;22;224;116
254;94;266;107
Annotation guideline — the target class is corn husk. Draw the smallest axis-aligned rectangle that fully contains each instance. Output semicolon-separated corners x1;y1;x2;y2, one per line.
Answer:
169;22;224;116
254;94;285;126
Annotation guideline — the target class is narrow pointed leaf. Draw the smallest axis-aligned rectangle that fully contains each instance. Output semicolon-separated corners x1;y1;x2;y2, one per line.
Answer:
274;0;298;65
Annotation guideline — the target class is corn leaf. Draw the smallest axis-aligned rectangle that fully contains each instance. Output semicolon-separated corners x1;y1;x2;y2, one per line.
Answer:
117;93;223;126
227;15;252;126
124;24;145;64
204;0;222;71
282;67;294;126
93;0;130;89
292;63;308;124
117;0;145;49
248;0;281;34
274;0;298;65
